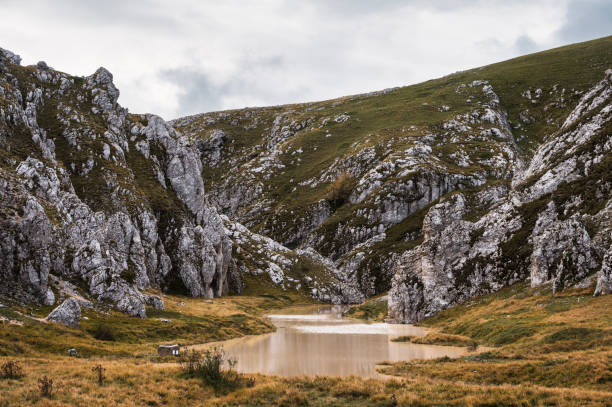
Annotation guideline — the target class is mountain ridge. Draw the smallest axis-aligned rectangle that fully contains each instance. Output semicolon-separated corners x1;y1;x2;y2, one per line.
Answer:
0;36;611;323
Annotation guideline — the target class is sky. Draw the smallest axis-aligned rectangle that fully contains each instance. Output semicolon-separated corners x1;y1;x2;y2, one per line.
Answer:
1;0;610;120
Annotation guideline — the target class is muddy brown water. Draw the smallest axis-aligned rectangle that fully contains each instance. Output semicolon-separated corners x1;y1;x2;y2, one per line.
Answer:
196;305;467;378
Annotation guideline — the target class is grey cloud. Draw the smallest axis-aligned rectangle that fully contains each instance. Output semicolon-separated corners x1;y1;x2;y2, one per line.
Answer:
515;35;539;54
3;0;181;30
307;0;535;16
557;0;612;43
161;68;225;116
160;54;309;118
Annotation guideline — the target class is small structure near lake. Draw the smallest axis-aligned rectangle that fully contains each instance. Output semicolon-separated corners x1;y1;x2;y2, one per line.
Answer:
157;344;180;357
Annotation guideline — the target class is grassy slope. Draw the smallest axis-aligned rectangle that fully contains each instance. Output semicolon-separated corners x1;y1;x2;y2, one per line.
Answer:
192;35;612;210
344;293;388;322
2;283;611;406
379;282;612;391
180;36;612;291
0;285;317;359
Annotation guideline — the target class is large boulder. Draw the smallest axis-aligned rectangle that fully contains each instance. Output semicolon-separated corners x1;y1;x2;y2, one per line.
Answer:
46;298;81;328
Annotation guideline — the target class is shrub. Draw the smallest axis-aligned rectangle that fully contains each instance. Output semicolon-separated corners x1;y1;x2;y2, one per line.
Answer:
120;268;136;284
38;376;53;398
392;333;478;349
179;347;239;392
0;361;23;379
93;324;116;341
92;364;105;385
327;172;354;209
278;389;309;407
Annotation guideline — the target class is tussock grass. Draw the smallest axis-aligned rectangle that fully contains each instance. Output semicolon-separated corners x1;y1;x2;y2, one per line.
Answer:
379;283;612;394
344;293;388;322
392;333;478;349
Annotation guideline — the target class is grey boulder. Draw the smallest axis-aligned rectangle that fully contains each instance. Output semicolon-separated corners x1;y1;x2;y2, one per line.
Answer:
46;297;81;328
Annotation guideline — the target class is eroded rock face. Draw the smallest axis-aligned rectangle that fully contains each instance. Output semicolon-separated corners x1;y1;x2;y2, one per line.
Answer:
594;246;612;296
388;70;612;323
222;215;364;304
46;297;81;328
0;169;54;304
0;49;236;316
529;202;598;291
388;194;477;322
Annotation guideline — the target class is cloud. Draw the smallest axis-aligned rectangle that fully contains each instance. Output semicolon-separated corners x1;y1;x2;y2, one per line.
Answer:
161;53;311;116
0;1;606;119
557;0;612;43
515;35;539;54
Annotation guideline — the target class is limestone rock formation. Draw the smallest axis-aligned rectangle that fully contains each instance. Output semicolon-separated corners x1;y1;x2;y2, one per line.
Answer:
46;297;81;328
1;40;611;322
594;246;612;296
388;69;612;323
0;47;236;316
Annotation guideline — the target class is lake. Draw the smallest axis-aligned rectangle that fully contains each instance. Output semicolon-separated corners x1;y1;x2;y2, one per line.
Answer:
200;305;467;378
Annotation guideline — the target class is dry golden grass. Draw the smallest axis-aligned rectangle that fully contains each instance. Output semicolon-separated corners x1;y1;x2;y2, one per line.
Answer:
2;358;611;406
1;283;611;406
379;282;612;398
392;332;478;348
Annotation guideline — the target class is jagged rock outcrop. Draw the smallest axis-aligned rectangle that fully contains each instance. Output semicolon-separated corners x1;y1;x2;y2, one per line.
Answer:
388;69;612;323
0;47;236;316
594;246;612;295
45;297;81;328
529;202;598;291
0;45;359;315
0;168;55;305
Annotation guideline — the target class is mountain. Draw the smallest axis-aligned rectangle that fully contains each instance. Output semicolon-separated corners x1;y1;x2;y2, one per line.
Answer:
0;49;356;319
171;37;612;313
0;36;611;320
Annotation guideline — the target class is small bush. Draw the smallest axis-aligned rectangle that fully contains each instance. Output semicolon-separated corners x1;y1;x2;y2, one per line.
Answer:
392;333;478;348
278;389;309;407
327;172;354;209
38;376;53;398
120;268;137;284
0;361;24;379
179;347;239;392
92;364;105;385
93;324;116;341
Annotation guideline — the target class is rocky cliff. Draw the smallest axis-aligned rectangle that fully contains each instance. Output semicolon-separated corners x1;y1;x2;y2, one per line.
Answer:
1;37;611;320
0;46;361;317
170;37;611;315
0;48;238;316
388;69;612;322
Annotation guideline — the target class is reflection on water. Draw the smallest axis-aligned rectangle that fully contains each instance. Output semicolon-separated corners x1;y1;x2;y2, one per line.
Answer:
214;305;467;378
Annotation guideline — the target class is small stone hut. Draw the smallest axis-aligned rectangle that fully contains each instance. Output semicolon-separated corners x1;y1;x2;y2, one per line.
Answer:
157;344;180;357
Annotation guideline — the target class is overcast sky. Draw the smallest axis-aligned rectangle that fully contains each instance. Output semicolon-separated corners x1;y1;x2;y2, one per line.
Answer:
1;0;610;120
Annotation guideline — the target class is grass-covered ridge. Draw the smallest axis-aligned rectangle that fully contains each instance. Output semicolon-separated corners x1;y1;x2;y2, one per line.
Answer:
0;288;318;359
174;36;612;294
344;293;388;322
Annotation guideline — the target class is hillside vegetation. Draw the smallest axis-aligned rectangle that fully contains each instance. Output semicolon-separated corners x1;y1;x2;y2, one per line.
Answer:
174;36;612;297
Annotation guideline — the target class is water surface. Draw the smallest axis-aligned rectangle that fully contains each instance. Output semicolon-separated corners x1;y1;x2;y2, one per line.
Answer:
202;305;467;378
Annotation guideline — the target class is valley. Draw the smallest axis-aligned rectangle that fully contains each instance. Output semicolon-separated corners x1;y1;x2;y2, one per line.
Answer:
0;34;611;406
